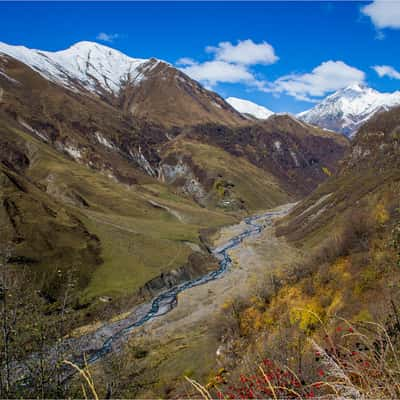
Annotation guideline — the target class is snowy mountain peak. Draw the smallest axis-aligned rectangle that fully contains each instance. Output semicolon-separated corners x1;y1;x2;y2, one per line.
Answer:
226;97;274;120
329;83;377;99
343;82;368;92
298;84;400;137
0;41;153;94
56;41;145;63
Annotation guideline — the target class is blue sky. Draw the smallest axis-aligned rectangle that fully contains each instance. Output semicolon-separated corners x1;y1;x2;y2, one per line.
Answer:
1;1;400;113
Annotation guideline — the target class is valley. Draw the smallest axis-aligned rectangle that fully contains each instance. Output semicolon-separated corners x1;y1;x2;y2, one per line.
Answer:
81;203;300;398
0;30;399;399
10;203;296;389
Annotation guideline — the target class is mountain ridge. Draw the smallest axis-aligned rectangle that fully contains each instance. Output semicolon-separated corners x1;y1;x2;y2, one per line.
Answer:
298;83;400;136
226;96;274;119
0;40;246;127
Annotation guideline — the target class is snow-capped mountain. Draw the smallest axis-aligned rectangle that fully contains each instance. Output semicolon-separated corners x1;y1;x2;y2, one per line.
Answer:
226;97;274;120
298;83;400;136
0;41;245;126
0;41;157;94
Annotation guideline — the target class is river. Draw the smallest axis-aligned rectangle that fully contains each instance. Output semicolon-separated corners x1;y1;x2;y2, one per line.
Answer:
12;205;293;386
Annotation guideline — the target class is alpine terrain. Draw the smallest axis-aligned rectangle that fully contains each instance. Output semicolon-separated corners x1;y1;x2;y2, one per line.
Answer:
298;83;400;136
0;10;399;399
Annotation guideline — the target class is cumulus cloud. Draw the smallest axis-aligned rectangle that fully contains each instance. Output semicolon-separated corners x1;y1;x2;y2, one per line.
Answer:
176;57;197;66
206;39;278;65
361;0;400;29
265;61;365;101
96;32;120;43
177;40;365;103
177;39;276;88
373;64;400;79
180;60;256;87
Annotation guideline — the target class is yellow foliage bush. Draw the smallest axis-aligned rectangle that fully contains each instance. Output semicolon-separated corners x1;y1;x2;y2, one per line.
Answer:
374;202;389;224
289;299;324;334
353;309;373;322
221;299;233;311
332;257;352;281
322;166;332;176
353;265;379;295
240;306;264;335
326;291;343;316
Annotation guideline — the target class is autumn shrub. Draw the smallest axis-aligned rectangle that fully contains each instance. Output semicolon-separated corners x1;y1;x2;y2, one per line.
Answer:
342;208;375;254
189;318;400;399
392;222;400;267
212;297;252;339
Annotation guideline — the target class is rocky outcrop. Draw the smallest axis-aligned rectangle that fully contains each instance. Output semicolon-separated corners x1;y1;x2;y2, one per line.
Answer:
159;156;208;204
139;252;217;298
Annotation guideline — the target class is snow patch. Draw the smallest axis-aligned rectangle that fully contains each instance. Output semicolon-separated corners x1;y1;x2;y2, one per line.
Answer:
18;119;48;142
226;96;274;119
0;70;19;84
211;100;222;109
290;150;300;167
129;146;156;176
64;144;82;160
273;141;282;151
94;131;116;150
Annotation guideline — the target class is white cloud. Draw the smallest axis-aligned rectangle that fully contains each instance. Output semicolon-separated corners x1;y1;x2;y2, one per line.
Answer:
373;64;400;79
176;57;197;66
96;32;119;43
176;40;367;104
266;61;365;101
361;0;400;29
206;39;278;65
177;39;276;88
181;60;257;87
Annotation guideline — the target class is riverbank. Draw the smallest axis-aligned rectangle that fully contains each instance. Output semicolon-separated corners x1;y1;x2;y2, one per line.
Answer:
84;203;302;397
11;203;300;395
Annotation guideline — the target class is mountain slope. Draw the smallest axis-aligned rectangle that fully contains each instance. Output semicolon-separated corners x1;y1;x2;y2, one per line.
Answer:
0;110;236;302
183;115;349;197
0;41;246;127
0;40;349;310
278;105;400;245
0;53;296;305
298;83;400;136
213;107;400;400
226;97;274;119
0;50;349;204
158;136;289;211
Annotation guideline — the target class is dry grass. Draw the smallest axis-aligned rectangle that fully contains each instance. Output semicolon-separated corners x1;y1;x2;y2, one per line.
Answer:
187;316;400;399
64;358;99;400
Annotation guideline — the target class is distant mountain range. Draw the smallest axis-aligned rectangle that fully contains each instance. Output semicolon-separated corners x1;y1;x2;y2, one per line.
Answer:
227;84;400;137
298;83;400;137
2;41;399;137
